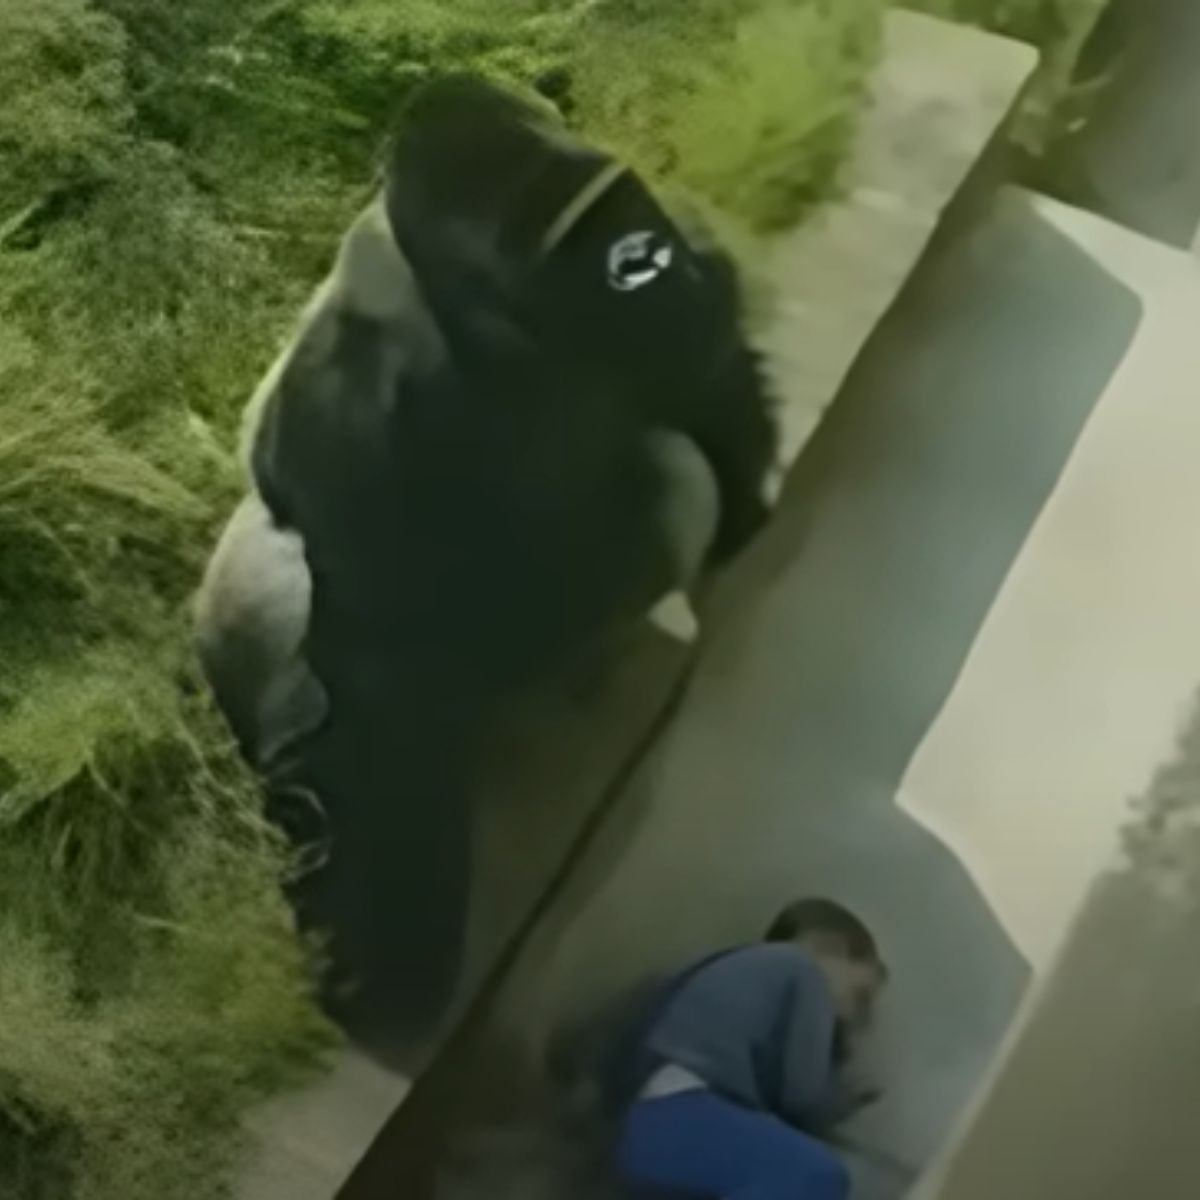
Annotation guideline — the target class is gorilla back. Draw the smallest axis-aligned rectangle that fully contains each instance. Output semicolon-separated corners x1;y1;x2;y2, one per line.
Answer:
197;76;776;1061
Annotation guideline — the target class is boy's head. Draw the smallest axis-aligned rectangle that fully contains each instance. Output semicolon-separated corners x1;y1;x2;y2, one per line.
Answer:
765;898;888;1035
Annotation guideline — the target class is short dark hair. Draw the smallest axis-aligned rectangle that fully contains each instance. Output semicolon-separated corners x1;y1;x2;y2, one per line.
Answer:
765;897;882;965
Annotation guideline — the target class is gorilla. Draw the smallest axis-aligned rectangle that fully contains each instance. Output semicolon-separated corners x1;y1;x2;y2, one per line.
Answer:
195;77;778;1061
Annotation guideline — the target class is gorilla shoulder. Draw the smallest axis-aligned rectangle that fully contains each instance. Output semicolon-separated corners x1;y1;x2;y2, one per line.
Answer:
238;195;442;482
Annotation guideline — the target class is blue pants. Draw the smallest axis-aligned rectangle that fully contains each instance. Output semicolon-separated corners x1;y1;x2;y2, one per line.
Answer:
619;1090;850;1200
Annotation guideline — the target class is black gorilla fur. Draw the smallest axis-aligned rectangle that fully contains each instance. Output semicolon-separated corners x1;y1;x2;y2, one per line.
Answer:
198;77;776;1060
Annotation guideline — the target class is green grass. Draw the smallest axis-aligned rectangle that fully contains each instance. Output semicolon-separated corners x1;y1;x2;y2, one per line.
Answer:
0;806;332;1200
291;0;884;231
566;0;882;231
0;1;1109;1196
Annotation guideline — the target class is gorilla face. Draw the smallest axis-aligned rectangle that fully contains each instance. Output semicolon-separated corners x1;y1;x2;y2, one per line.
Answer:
383;77;611;313
386;85;728;362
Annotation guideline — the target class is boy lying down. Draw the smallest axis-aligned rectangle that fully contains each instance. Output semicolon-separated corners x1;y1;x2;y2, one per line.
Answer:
581;898;894;1199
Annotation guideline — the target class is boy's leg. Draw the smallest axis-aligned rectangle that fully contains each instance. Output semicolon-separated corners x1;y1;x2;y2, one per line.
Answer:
619;1089;849;1200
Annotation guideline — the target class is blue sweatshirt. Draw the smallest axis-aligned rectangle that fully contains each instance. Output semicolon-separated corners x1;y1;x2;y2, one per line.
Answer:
632;944;855;1132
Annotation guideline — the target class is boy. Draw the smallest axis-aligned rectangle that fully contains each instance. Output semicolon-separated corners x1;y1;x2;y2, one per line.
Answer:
615;898;889;1200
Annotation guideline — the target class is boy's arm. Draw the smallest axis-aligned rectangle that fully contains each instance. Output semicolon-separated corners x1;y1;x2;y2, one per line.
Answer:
777;967;882;1131
776;963;843;1129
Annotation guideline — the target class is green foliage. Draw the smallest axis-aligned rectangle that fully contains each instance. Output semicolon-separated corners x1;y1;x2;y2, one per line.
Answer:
0;387;336;1199
0;1;346;1196
0;809;332;1200
0;1;131;220
567;0;883;230
295;0;884;232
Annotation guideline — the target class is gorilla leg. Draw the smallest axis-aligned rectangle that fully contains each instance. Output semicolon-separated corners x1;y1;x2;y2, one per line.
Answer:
278;722;473;1062
272;657;484;1064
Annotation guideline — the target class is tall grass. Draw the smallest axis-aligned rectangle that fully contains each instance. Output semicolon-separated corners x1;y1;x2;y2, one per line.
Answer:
295;0;883;231
0;358;337;1200
566;0;882;231
0;2;347;1195
0;808;333;1200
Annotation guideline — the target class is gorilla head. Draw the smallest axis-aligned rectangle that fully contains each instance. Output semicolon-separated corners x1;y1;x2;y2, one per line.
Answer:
199;75;778;1064
383;77;775;559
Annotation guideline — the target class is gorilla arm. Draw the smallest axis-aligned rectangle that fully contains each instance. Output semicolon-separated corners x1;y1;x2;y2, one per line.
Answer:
193;492;327;769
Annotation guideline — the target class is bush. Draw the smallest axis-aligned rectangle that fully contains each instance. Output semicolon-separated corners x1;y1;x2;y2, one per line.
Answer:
292;0;884;232
566;0;882;230
0;0;131;220
0;808;332;1200
1;2;344;1197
